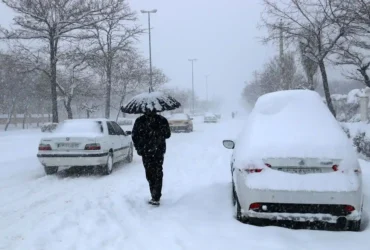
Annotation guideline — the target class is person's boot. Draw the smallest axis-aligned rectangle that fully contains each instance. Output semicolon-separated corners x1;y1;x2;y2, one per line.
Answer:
148;199;160;206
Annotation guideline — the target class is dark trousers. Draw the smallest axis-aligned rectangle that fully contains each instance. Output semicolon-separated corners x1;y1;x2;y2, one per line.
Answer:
142;154;164;201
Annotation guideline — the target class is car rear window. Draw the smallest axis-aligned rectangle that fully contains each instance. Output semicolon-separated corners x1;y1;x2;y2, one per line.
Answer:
55;120;103;134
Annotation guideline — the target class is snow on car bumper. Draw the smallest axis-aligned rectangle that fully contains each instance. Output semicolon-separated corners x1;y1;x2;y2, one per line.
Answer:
236;183;363;223
37;152;109;167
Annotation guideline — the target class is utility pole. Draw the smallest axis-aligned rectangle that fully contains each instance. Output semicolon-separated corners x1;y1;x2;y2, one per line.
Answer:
188;58;197;114
141;9;157;92
279;19;285;88
205;74;210;110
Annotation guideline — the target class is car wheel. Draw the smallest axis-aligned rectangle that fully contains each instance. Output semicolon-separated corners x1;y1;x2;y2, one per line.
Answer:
347;220;361;231
102;153;114;175
44;166;58;175
125;145;134;163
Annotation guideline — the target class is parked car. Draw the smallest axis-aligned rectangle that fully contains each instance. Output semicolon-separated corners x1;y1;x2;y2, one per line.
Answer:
168;113;193;132
37;118;133;175
116;118;133;126
222;90;363;231
41;122;58;132
204;112;218;123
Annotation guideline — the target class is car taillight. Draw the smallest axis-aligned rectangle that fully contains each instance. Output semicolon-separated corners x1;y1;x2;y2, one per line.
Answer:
344;205;355;212
244;169;263;173
85;143;101;150
249;203;262;211
332;165;339;171
244;163;271;173
39;144;52;150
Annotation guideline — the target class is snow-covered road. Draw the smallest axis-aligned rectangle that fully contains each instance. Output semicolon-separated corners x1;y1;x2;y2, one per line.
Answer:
1;117;369;250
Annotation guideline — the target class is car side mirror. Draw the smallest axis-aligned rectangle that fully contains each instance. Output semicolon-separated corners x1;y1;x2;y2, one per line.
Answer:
223;140;235;149
125;131;132;136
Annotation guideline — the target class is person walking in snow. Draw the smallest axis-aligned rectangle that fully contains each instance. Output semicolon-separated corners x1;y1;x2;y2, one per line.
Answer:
131;110;171;206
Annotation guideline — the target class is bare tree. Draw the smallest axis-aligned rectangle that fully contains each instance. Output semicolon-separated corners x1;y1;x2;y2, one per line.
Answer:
262;0;354;117
299;29;319;90
57;47;92;119
0;53;38;130
87;1;142;118
242;52;304;106
0;0;122;122
335;38;370;87
111;51;146;120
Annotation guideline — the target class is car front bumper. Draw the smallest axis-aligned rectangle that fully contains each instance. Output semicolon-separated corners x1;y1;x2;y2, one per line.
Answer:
37;152;109;167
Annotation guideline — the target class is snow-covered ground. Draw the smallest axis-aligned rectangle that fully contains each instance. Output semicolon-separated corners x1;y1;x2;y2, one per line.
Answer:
0;116;369;250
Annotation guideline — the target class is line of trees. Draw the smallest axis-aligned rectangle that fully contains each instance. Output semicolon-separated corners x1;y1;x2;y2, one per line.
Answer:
243;0;370;118
0;0;169;127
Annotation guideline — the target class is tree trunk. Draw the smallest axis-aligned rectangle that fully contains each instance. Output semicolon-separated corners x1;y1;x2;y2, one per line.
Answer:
4;100;16;131
318;61;336;117
360;69;370;88
116;94;126;122
87;110;90;118
105;62;112;119
22;112;27;129
308;74;314;90
64;97;73;119
50;37;59;123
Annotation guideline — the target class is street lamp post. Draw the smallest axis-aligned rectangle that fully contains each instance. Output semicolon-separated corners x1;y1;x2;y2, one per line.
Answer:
141;9;157;92
205;74;210;102
188;58;197;114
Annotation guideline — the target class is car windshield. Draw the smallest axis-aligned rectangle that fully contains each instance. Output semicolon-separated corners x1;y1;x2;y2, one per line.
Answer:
169;114;188;120
54;120;103;134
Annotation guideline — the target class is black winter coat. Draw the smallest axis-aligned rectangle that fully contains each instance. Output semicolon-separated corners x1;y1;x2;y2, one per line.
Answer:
132;113;171;156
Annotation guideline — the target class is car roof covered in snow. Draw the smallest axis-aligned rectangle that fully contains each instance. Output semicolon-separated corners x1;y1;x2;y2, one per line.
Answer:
63;118;109;123
234;90;358;169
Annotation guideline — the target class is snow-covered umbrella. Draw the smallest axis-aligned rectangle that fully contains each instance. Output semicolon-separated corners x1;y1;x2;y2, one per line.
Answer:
121;91;181;114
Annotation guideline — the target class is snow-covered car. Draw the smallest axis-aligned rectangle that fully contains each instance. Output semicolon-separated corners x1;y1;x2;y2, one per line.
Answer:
204;112;217;123
222;90;363;231
37;119;133;175
116;118;133;126
168;113;193;132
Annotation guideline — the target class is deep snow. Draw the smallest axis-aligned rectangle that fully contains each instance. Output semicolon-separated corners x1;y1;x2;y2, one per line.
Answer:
0;116;369;250
238;90;356;162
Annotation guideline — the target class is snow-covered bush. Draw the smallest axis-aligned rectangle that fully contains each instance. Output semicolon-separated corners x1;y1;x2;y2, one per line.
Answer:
352;132;370;159
340;124;351;138
41;123;58;132
342;122;370;159
331;89;362;122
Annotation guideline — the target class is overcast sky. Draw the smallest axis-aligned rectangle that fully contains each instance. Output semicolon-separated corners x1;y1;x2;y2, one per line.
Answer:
129;0;277;108
0;0;280;110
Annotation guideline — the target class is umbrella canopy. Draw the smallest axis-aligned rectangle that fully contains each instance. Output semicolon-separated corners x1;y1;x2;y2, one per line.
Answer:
121;91;181;114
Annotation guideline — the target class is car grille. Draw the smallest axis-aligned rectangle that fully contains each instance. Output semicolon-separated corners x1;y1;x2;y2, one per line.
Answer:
252;203;353;216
